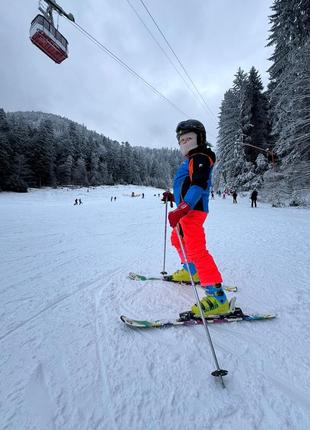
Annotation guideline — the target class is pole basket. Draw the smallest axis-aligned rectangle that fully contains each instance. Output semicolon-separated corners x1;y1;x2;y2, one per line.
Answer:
211;369;228;377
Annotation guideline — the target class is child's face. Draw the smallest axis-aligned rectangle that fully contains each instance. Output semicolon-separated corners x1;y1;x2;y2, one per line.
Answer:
178;132;198;156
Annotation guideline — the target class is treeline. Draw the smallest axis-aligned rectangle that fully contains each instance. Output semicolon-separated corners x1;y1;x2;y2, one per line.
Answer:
215;0;310;202
0;110;182;192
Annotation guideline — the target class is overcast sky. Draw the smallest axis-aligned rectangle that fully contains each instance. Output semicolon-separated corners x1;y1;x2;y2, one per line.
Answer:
0;0;274;149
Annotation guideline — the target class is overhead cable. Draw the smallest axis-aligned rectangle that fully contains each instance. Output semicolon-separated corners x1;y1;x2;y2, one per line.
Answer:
67;20;190;117
125;0;207;112
138;0;218;122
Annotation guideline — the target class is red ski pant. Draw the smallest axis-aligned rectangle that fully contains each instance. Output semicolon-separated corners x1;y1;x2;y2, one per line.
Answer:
170;210;223;285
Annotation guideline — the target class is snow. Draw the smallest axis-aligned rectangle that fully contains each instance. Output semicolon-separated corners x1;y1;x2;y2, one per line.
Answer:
1;185;310;430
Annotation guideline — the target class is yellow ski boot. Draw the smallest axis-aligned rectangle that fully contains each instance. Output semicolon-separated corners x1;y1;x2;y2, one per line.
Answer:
191;284;230;317
171;263;199;283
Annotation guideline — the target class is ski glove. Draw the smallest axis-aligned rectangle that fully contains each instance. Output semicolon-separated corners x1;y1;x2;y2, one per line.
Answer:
162;191;174;208
168;202;191;228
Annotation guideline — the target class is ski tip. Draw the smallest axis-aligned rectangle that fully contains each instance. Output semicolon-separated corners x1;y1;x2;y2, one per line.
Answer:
245;313;277;321
120;315;148;328
120;315;137;327
128;272;149;281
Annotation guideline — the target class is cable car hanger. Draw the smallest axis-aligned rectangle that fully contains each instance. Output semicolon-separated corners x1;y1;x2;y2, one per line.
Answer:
39;0;75;24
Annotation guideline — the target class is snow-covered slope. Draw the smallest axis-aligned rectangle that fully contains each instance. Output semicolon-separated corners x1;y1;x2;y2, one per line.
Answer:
1;186;310;430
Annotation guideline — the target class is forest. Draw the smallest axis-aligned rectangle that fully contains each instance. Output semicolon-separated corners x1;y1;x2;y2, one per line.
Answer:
0;109;182;192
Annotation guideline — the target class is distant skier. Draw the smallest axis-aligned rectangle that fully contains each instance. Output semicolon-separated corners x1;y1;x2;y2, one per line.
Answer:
211;190;215;199
232;191;237;204
162;190;174;208
111;196;113;202
74;198;78;205
78;198;82;205
166;119;228;317
142;193;144;199
114;196;116;201
251;190;258;207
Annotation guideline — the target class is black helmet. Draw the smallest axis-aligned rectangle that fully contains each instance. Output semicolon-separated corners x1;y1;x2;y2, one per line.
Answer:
176;119;206;146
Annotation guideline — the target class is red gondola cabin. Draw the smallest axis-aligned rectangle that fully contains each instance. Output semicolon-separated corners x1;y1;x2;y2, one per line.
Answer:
30;14;68;63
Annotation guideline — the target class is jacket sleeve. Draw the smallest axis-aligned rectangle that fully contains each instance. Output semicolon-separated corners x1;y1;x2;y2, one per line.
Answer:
183;153;212;208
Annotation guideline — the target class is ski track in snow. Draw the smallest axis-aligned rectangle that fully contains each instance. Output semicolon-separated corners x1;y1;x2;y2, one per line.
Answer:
0;186;310;430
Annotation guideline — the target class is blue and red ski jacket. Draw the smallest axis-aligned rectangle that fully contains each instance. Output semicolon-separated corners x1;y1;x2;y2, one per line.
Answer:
173;147;215;213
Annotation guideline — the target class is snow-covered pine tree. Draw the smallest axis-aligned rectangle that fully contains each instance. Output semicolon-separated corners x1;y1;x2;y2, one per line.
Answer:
29;120;56;188
241;67;270;163
215;69;248;189
57;154;73;186
72;157;89;186
215;66;272;192
215;90;239;189
267;0;310;204
88;152;100;186
289;38;310;162
0;108;12;190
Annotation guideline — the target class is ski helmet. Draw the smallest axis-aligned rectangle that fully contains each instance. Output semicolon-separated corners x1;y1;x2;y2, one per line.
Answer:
176;119;206;146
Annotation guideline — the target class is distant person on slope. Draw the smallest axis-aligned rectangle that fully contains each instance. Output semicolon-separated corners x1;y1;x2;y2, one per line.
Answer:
165;119;228;317
162;190;174;208
251;190;258;207
232;191;237;204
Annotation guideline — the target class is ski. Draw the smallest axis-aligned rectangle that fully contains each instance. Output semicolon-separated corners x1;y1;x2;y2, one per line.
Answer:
120;309;276;329
128;272;238;292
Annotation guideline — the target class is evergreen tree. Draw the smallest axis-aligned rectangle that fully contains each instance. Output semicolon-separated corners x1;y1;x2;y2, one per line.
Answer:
57;154;73;185
0;109;12;190
241;67;270;162
98;160;113;184
216;73;246;190
215;67;271;190
88;152;100;185
29;120;55;187
8;154;30;192
268;0;310;172
72;158;89;185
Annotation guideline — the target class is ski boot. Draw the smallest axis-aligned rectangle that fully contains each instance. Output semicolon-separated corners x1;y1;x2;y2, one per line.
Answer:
169;263;199;283
191;284;230;317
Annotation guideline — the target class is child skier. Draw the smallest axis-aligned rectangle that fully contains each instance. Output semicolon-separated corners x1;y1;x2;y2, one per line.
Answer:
167;119;229;317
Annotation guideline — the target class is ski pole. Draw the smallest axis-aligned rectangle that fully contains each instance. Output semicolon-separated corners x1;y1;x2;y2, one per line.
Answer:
161;198;168;275
175;225;228;388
